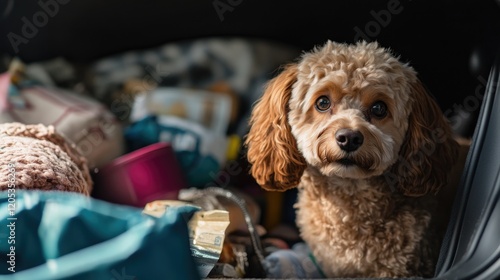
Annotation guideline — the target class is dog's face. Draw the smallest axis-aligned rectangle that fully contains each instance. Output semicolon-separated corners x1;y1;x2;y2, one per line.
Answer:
245;41;458;196
288;42;412;179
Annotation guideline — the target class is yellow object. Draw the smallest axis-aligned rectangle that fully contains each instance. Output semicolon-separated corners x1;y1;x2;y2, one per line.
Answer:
226;134;241;161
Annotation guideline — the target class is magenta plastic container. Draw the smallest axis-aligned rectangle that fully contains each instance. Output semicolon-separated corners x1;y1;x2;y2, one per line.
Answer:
92;142;186;208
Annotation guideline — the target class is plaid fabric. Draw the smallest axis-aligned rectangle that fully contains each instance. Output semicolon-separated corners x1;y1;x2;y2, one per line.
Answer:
0;82;124;168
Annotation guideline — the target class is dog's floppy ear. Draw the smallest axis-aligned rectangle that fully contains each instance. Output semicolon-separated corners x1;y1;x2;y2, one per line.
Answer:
244;64;307;191
390;79;459;197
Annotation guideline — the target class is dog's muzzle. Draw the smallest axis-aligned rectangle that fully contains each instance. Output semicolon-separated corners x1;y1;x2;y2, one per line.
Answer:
335;129;364;152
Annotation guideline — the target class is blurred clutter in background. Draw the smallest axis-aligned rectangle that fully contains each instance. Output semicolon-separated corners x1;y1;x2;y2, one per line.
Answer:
0;37;307;278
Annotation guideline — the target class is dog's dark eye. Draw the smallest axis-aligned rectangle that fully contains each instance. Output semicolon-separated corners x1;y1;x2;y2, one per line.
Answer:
370;101;388;119
315;96;331;112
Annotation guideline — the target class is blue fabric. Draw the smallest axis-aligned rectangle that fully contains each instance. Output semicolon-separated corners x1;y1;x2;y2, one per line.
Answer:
0;191;200;280
124;115;221;188
263;242;325;279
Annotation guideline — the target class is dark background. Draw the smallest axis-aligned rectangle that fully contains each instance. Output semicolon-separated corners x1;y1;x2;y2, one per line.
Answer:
1;0;499;137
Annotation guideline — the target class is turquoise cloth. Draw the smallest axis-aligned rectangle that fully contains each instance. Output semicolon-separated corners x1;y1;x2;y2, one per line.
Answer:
0;190;200;280
125;115;221;188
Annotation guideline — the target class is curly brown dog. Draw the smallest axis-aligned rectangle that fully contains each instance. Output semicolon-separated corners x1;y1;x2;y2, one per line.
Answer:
245;41;468;277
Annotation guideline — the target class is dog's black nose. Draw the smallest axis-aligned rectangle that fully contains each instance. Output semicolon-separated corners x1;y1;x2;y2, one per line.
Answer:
335;129;364;152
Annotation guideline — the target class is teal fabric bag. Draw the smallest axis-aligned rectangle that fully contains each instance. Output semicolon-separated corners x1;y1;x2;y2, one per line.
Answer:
0;191;201;280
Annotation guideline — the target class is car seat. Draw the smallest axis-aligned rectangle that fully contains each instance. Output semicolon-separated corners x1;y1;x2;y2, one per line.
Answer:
434;52;500;280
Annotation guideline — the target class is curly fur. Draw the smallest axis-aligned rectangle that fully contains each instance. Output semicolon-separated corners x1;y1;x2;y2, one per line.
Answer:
246;64;307;191
245;41;461;277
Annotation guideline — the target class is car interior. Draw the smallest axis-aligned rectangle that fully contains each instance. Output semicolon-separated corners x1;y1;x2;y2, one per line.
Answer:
1;1;499;279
